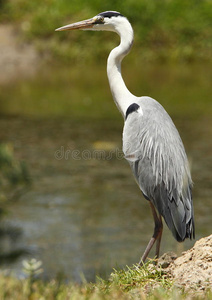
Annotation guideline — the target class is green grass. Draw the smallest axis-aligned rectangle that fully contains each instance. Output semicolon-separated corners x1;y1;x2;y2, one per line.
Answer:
0;261;211;299
0;0;211;63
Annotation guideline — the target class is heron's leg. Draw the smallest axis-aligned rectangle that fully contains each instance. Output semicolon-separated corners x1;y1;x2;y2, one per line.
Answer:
139;202;163;265
155;214;163;259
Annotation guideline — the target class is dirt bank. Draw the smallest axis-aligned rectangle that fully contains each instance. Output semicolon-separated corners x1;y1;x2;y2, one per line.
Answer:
161;235;212;293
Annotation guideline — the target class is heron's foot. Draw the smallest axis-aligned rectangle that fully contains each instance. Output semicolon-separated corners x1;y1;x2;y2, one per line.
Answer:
138;258;144;266
138;254;158;267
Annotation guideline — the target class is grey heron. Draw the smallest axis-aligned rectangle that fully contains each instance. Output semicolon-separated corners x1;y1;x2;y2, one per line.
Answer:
56;11;195;264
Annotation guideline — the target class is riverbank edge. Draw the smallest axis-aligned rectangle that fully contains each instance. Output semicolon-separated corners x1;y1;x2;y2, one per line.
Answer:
1;235;212;300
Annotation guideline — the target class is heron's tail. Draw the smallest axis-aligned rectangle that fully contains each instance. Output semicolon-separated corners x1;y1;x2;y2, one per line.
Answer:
152;184;195;242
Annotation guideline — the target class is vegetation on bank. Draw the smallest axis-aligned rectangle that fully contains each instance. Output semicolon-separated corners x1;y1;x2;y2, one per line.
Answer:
0;0;211;63
1;260;211;300
0;143;30;202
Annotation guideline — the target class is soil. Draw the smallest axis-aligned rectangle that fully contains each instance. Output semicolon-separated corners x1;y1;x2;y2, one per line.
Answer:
159;235;212;293
0;24;39;85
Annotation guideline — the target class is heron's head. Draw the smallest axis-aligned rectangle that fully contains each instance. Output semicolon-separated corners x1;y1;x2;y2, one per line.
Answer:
55;11;132;35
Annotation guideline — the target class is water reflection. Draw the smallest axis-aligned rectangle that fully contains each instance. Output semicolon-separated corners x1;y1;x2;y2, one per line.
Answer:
0;62;211;282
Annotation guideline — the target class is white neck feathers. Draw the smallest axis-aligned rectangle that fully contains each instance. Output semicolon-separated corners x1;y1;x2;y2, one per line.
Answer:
106;18;136;117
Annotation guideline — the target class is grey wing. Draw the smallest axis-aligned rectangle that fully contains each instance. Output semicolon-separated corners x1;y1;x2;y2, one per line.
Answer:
123;98;195;242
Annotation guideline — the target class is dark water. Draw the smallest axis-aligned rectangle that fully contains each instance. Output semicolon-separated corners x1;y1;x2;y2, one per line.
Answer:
0;62;211;282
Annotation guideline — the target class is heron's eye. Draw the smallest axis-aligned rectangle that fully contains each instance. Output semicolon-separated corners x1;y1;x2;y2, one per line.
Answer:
94;16;104;24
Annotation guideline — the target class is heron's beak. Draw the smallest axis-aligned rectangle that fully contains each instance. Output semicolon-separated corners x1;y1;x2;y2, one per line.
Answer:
55;18;97;31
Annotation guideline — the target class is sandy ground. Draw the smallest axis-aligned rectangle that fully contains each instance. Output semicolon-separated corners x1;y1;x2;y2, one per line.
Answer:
0;24;39;85
159;235;212;293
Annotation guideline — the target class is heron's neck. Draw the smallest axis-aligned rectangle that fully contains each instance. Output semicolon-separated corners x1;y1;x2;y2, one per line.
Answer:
107;23;135;117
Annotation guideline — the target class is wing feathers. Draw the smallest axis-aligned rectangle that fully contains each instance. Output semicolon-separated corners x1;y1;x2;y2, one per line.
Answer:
123;97;195;241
